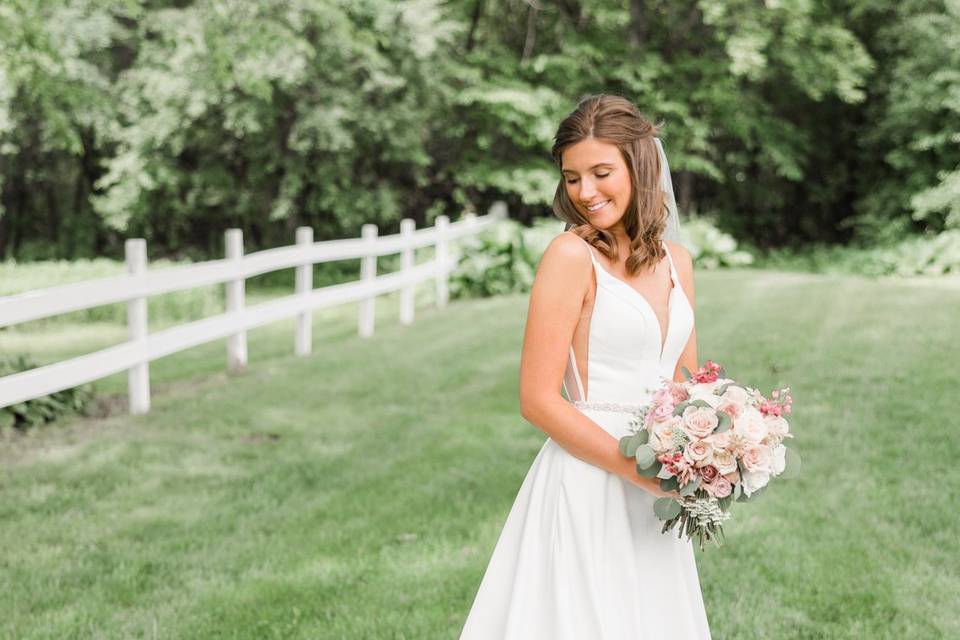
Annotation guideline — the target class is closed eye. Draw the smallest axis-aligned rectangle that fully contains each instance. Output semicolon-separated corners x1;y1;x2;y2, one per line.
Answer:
565;173;610;185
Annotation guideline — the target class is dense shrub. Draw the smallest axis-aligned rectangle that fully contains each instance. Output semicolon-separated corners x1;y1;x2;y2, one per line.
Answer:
680;216;755;269
449;216;757;298
755;230;960;277
0;356;93;434
449;218;563;298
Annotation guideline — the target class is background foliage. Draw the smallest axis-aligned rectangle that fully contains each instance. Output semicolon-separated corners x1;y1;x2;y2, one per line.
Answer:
1;0;958;261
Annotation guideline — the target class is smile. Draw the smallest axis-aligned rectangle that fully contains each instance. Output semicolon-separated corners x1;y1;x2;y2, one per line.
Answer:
586;200;610;212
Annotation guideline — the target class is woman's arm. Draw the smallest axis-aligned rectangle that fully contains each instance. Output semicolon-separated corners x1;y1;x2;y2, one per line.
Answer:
668;241;699;382
518;233;670;497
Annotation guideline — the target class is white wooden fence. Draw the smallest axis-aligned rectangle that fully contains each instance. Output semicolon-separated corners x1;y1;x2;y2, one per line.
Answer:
0;203;507;415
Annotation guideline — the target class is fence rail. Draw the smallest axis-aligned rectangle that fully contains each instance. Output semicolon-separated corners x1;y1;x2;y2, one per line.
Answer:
0;204;506;414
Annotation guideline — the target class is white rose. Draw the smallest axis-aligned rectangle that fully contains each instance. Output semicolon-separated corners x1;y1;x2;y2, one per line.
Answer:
770;444;787;475
651;416;682;452
765;415;790;439
688;384;723;408
689;379;721;394
711;449;738;474
742;445;771;473
706;431;732;451
741;469;771;497
720;385;750;407
734;407;768;442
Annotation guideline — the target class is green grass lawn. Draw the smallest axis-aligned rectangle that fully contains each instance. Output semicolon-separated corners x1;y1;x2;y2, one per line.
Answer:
1;270;958;639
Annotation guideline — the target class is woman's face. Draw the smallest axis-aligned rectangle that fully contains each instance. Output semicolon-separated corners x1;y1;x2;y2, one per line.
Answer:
560;137;632;234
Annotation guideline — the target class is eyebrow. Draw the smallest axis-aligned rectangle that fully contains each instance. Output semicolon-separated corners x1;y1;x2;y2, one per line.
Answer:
561;163;614;175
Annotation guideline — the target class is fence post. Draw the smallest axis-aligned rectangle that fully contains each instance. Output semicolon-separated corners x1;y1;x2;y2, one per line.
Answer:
125;238;151;415
295;226;314;356
225;228;247;371
359;224;378;337
435;215;450;308
399;218;415;325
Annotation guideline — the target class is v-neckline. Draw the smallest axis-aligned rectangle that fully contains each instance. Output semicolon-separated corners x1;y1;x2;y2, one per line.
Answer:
590;244;677;361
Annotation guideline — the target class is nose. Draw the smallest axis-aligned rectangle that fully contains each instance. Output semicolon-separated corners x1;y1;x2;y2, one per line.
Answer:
577;177;598;203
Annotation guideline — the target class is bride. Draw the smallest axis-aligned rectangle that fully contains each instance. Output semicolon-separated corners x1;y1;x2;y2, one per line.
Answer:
458;94;712;639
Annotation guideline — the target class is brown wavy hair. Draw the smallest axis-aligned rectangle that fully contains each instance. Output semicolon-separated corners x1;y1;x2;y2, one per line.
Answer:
551;94;667;274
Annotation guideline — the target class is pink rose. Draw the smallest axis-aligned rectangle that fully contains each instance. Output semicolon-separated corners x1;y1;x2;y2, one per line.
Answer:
699;464;719;483
652;403;674;422
652;387;673;405
718;403;741;419
710;449;738;474
703;475;732;498
683;440;714;467
741;445;771;473
681;406;719;439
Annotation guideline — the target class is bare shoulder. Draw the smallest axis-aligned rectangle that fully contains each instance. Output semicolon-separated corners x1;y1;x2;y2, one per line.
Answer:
540;231;593;272
534;231;593;294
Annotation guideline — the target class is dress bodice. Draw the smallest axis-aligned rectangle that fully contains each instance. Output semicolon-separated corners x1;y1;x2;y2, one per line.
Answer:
562;233;694;405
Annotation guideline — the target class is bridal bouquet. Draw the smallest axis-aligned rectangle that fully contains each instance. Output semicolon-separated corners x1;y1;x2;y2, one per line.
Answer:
618;360;799;550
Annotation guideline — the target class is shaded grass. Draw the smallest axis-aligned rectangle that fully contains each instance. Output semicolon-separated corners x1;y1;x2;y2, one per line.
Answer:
1;270;958;638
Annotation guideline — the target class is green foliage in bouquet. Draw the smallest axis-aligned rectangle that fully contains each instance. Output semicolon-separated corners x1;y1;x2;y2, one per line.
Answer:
449;218;562;298
0;356;93;435
617;363;801;551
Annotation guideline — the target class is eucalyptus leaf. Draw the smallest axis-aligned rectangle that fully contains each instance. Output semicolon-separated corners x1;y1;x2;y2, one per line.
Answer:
715;382;736;396
679;477;700;497
623;433;648;458
780;447;802;479
681;367;692;380
737;485;767;502
635;444;656;469
715;411;731;433
660;476;679;492
637;460;662;478
654;497;682;520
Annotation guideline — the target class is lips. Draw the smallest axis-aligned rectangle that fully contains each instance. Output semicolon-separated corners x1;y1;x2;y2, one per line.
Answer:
585;199;610;212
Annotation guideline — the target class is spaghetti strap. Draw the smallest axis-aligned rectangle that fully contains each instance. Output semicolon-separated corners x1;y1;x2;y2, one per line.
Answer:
661;239;680;286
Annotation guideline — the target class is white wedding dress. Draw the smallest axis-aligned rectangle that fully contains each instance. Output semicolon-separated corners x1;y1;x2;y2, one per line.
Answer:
459;234;712;639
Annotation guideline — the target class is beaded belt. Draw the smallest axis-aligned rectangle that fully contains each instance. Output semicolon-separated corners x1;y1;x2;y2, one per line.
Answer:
573;400;646;414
